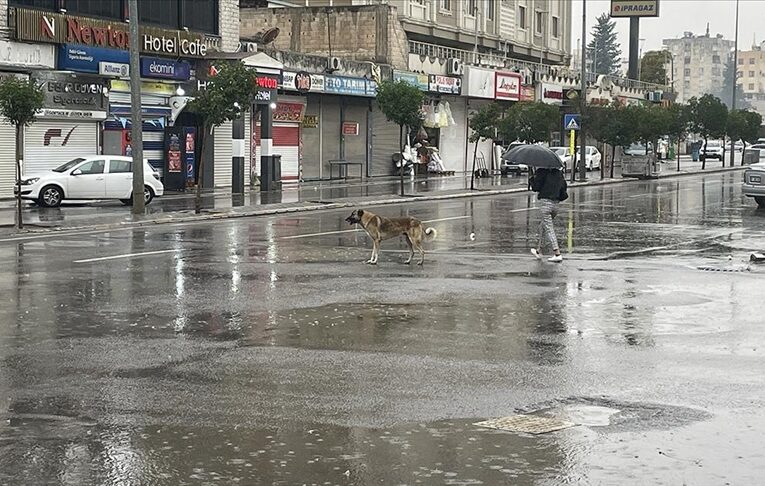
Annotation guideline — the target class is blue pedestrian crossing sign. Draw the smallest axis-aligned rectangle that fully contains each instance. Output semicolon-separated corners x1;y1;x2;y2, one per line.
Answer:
564;114;581;131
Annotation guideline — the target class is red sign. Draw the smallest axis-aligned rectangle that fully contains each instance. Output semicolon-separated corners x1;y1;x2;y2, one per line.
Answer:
342;122;359;136
273;102;305;122
256;76;278;89
495;72;522;101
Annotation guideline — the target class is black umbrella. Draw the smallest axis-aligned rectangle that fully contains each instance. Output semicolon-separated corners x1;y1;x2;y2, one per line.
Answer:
501;144;563;169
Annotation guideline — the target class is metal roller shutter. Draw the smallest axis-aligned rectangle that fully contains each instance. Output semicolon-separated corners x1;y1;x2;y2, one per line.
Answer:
0;119;16;199
252;123;300;181
214;121;233;188
370;106;400;177
23;121;99;175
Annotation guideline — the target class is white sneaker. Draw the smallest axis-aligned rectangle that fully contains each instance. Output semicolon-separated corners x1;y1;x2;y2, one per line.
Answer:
530;249;542;260
548;255;563;263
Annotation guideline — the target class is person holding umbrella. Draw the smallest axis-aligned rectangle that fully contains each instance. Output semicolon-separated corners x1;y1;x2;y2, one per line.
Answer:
502;145;568;262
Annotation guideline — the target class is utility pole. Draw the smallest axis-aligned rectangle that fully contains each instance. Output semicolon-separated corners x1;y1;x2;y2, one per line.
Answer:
730;0;740;167
628;17;640;79
128;0;145;213
579;0;587;182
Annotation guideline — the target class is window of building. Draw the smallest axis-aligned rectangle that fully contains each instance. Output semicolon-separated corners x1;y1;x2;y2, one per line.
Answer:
535;11;543;35
486;0;494;20
699;67;704;75
712;55;720;64
750;58;756;64
684;68;691;77
749;83;755;90
66;0;123;20
552;16;559;38
684;80;690;89
440;0;451;12
518;6;526;29
467;0;477;15
9;0;56;9
750;70;756;77
739;58;745;65
712;67;721;76
184;0;218;33
684;57;691;64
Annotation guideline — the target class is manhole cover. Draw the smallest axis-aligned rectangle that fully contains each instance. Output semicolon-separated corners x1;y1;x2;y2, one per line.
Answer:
474;414;575;435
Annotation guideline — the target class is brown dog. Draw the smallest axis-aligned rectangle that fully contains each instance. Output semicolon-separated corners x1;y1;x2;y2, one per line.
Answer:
345;209;437;265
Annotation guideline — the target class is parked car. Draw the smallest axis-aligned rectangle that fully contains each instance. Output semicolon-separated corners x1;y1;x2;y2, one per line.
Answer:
575;146;602;170
549;146;572;171
15;156;164;208
623;142;653;157
743;162;765;208
500;142;530;174
749;144;765;160
701;140;724;161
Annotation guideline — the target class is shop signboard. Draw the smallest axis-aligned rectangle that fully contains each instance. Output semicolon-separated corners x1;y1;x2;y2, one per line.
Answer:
609;0;660;17
272;102;306;123
520;85;536;102
342;122;359;136
140;57;191;81
428;75;461;95
540;83;564;105
13;8;208;58
394;71;429;91
0;40;55;69
464;66;495;99
302;115;319;128
34;72;106;119
110;79;176;95
495;72;522;101
282;71;325;93
325;76;375;97
58;44;128;73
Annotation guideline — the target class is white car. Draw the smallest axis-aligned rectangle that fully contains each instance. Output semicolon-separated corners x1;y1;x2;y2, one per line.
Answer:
549;146;573;170
575;146;602;170
623;142;653;157
701;141;724;161
16;156;164;208
743;162;765;208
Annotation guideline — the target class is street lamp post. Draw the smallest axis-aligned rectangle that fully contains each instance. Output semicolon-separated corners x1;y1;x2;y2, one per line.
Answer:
128;0;145;213
578;0;587;182
730;0;740;167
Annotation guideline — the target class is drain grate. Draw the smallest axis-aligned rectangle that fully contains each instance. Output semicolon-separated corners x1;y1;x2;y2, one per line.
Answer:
696;265;750;273
474;414;575;435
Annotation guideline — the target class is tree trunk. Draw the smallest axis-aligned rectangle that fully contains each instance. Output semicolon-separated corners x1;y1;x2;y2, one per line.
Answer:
729;138;735;167
702;137;708;170
15;125;23;230
600;142;605;180
610;144;616;179
195;124;212;214
470;137;479;190
399;124;405;197
741;145;746;166
676;139;681;172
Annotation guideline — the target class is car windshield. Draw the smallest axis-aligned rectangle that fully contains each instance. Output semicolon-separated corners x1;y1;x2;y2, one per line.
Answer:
53;158;86;173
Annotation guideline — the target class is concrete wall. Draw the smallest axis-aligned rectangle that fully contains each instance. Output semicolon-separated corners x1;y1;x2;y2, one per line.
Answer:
240;5;410;69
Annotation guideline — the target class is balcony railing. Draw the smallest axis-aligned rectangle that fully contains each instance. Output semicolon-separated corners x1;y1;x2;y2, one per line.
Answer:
408;40;667;91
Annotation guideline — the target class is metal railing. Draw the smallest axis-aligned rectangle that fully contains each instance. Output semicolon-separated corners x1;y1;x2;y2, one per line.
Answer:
408;40;667;91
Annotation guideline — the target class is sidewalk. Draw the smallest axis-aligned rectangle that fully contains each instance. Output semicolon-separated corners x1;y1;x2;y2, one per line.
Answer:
0;157;745;235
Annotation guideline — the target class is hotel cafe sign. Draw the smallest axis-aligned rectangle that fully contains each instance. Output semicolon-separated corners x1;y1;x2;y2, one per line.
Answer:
12;7;207;58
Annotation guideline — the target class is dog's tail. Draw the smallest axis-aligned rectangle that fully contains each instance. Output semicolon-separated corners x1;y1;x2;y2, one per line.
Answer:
424;227;438;241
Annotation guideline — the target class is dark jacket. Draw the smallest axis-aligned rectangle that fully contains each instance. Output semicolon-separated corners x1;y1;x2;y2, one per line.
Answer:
530;169;568;202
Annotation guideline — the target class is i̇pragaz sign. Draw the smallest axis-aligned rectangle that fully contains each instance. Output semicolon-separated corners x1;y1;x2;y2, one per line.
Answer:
12;7;208;58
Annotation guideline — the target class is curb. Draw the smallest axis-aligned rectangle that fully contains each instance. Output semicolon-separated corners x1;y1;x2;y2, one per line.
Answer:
0;166;745;238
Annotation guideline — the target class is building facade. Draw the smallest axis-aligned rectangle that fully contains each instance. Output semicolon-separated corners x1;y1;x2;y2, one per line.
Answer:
664;30;734;104
0;0;242;200
738;41;765;120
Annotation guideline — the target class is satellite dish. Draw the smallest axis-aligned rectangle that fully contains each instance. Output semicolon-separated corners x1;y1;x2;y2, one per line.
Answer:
257;27;280;45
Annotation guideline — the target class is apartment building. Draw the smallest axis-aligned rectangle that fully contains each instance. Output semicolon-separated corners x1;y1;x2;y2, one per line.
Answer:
664;29;734;104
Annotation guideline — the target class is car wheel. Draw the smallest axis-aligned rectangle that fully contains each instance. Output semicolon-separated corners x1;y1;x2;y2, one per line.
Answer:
144;186;155;205
756;196;765;208
38;185;63;208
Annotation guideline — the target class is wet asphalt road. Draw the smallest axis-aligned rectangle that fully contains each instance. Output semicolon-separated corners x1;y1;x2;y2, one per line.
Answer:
1;171;765;485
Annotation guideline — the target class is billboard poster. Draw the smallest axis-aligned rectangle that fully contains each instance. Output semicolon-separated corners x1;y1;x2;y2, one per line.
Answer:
184;127;196;183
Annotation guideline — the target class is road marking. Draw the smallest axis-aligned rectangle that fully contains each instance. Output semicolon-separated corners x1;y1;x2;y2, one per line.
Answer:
280;215;472;240
73;249;180;264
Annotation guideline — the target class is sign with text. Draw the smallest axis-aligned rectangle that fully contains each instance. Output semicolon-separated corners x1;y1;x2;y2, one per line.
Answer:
342;122;359;136
13;8;208;58
428;75;461;95
520;85;536;102
34;72;106;114
394;71;429;91
140;57;191;81
494;72;522;101
540;83;564;105
0;40;55;69
273;102;306;123
325;76;376;97
609;0;660;17
99;61;129;77
282;71;325;93
58;44;128;73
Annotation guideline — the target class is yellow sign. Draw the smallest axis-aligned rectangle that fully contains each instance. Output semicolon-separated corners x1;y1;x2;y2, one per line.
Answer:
569;129;576;156
110;80;176;96
302;115;319;128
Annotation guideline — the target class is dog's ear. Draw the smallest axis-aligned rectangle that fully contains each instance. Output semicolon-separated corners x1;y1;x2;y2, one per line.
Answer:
357;209;364;217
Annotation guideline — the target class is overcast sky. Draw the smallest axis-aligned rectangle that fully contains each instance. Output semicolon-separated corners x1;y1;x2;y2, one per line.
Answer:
570;0;765;57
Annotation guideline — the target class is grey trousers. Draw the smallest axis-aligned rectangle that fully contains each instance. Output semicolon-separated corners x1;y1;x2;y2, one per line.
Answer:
537;199;560;251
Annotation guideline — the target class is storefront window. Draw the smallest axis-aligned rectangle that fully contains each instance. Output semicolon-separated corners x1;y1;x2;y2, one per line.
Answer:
10;0;57;9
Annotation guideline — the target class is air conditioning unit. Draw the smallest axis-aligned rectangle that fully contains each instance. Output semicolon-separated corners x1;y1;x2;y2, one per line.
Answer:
447;58;464;76
327;57;341;72
645;91;662;103
239;41;257;53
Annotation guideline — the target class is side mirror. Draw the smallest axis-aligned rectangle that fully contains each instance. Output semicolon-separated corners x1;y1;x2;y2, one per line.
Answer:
72;169;82;176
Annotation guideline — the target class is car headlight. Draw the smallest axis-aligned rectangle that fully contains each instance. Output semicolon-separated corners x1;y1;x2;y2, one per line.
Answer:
19;177;39;186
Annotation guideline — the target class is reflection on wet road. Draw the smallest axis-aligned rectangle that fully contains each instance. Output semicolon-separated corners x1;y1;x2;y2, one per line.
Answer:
1;172;765;484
